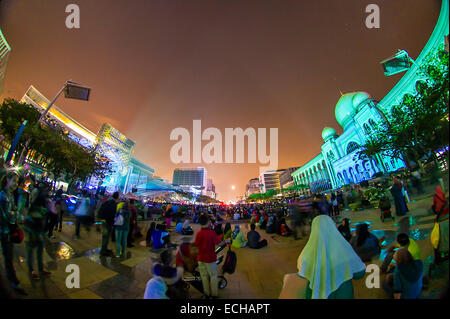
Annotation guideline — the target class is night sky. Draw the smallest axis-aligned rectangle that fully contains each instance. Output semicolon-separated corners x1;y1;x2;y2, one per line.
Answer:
0;0;442;201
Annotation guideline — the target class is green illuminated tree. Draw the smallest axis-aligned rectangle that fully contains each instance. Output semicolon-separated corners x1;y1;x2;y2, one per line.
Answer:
358;46;449;172
0;99;112;190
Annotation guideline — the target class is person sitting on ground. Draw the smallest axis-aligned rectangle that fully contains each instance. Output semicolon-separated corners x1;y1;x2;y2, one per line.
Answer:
181;219;194;235
280;218;291;237
233;211;240;221
279;215;366;299
231;225;247;248
381;233;422;273
143;276;169;299
338;218;352;241
259;213;268;230
247;223;267;249
265;213;274;234
175;220;183;234
223;222;232;241
152;249;183;286
151;224;171;249
350;223;381;262
151;249;186;299
382;248;423;299
214;223;224;241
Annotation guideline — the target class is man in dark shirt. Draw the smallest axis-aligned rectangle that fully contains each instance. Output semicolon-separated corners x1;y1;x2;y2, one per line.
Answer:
247;223;267;249
99;192;119;256
193;214;221;299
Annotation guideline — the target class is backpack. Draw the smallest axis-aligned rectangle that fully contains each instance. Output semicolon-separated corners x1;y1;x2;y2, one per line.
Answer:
98;199;113;220
114;211;124;226
222;247;237;274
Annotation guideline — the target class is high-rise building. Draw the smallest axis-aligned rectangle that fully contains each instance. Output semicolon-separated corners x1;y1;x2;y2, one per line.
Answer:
205;178;216;199
245;178;260;198
0;27;11;96
172;167;207;194
259;169;285;193
279;167;300;189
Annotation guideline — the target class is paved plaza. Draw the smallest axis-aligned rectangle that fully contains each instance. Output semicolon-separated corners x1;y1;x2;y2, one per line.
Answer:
0;192;448;299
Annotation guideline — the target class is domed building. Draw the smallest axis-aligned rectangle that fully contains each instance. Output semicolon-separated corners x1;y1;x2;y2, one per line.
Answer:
290;0;449;193
292;92;406;193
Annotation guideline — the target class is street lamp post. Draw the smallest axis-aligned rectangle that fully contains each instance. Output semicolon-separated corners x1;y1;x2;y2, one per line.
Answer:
17;80;91;165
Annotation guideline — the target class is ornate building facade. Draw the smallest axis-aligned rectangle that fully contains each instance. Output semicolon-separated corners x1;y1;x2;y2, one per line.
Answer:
292;0;449;193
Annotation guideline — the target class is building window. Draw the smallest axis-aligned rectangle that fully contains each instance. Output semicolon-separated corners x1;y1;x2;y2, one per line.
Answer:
363;123;371;135
346;141;360;155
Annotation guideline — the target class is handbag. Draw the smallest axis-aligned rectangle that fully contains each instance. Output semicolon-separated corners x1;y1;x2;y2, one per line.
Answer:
9;223;24;244
430;222;440;250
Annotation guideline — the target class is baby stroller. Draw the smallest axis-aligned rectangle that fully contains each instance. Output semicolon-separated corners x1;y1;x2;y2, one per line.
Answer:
176;242;229;296
379;196;395;222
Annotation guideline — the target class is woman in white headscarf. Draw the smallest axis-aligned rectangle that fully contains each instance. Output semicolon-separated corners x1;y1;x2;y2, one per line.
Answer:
279;215;366;299
143;276;169;299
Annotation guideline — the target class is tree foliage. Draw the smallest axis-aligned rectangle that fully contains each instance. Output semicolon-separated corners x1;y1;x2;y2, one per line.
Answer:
0;99;113;188
358;46;449;170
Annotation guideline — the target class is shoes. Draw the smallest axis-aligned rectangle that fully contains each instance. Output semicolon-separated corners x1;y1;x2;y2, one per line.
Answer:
58;229;62;232
48;235;56;239
30;271;40;280
40;270;52;276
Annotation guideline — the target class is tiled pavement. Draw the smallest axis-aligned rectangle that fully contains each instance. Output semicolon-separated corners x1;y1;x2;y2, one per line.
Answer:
0;192;448;299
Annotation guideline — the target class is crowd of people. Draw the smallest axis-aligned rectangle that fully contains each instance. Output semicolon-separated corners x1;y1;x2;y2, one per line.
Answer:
1;165;448;299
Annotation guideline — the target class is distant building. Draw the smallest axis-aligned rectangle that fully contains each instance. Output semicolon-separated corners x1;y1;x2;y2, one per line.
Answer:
245;178;260;198
0;27;11;96
279;167;300;189
20;85;154;193
206;178;216;199
172;167;207;195
259;169;285;193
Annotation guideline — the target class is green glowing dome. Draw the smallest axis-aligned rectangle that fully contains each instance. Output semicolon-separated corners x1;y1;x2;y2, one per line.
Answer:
335;92;371;130
322;127;337;141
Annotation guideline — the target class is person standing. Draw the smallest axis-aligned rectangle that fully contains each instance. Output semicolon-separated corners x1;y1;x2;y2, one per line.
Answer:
24;194;52;280
390;177;407;217
331;193;340;217
127;199;137;248
46;195;58;239
114;200;130;258
98;192;119;256
193;214;221;299
0;171;26;295
74;191;91;239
